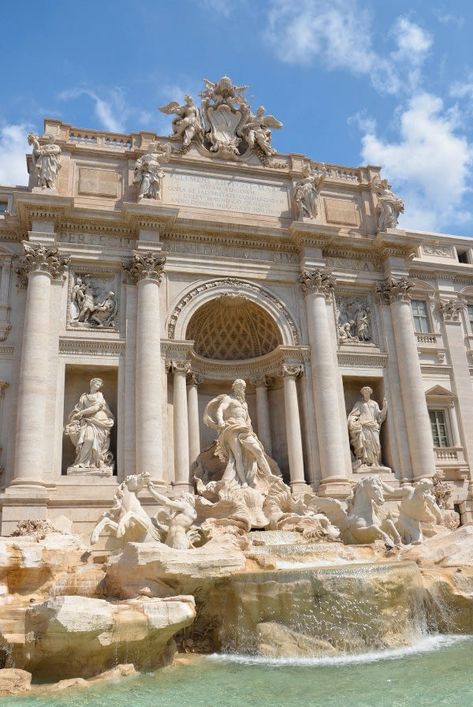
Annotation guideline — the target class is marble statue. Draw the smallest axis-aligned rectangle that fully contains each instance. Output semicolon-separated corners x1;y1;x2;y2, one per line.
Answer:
240;106;283;157
148;483;197;550
337;298;372;343
64;378;114;476
160;96;204;147
371;175;404;231
203;378;275;488
133;142;171;199
27;133;61;190
383;479;443;545
89;291;118;328
91;471;161;545
161;76;282;162
70;275;118;328
294;166;325;219
347;387;387;470
309;476;401;547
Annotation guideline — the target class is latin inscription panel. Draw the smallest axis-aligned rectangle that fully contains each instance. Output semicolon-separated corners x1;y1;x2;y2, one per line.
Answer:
164;169;291;217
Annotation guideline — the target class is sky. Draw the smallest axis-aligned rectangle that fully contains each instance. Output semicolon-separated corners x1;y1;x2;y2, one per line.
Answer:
1;0;473;236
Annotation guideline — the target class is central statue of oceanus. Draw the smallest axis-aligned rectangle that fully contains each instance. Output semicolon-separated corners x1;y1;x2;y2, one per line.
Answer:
203;378;277;488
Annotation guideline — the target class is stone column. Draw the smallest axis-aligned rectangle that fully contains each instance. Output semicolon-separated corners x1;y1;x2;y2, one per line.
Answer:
377;276;436;479
187;372;201;469
300;269;352;494
281;364;306;492
253;376;272;455
125;251;166;482
438;299;473;465
13;243;69;485
172;360;192;492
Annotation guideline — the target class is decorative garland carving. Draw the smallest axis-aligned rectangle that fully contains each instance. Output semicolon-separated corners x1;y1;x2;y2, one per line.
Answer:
167;277;300;345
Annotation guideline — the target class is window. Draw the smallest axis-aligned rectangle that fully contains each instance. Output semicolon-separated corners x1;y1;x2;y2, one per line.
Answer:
411;300;431;333
0;202;7;216
429;409;450;447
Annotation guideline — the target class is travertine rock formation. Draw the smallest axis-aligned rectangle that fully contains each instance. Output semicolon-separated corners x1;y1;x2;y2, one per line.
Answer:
3;594;195;681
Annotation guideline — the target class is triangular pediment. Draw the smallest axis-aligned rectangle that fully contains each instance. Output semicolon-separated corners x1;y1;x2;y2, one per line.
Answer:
425;385;456;399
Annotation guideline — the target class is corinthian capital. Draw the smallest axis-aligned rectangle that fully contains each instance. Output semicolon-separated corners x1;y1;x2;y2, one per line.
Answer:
16;242;70;288
170;360;192;375
299;269;335;298
438;298;465;322
124;251;166;284
376;276;414;304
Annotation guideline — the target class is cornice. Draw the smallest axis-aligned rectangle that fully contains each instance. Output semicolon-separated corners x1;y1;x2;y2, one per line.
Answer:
59;337;125;356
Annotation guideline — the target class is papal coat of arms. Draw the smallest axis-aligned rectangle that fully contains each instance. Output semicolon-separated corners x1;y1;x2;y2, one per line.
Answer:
160;75;282;162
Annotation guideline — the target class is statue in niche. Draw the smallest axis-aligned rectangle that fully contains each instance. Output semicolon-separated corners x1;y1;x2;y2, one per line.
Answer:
294;165;325;219
203;378;277;488
347;386;387;470
337;298;372;343
133;142;171;200
64;377;114;476
159;95;204;147
240;106;283;157
70;275;118;329
27;133;61;190
371;174;404;231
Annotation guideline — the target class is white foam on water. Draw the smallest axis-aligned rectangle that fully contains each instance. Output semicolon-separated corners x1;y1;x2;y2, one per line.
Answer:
208;634;471;667
275;559;367;569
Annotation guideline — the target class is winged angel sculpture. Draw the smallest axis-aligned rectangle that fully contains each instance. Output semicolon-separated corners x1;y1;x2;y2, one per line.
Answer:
159;76;282;161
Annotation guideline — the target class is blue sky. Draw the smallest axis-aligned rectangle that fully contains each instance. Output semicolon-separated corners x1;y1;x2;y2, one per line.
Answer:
1;0;473;235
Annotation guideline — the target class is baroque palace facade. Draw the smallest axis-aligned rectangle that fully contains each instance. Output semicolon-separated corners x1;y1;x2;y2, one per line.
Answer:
0;76;472;534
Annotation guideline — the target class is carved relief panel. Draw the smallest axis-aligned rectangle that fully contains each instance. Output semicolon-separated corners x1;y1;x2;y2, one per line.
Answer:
67;271;120;331
335;294;377;346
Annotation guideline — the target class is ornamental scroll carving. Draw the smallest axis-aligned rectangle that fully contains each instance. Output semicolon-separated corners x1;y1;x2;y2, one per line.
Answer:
124;251;166;284
16;242;70;288
299;269;335;298
376;276;414;304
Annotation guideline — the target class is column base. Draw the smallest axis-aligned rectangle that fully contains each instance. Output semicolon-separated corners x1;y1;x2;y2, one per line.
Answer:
290;481;309;495
317;478;353;498
9;478;53;488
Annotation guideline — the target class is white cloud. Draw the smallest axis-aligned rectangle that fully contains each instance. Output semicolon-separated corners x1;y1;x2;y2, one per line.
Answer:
0;124;30;187
264;1;431;95
59;88;126;133
359;93;473;231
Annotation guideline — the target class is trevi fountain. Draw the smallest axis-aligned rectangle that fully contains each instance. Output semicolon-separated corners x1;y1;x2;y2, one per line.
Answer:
0;77;472;705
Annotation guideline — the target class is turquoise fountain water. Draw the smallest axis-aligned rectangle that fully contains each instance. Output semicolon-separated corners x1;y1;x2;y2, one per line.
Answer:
2;636;472;707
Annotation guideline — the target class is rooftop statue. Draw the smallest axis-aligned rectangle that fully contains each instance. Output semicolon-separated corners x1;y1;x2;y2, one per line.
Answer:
159;96;204;147
27;133;61;190
294;165;325;219
371;174;404;231
133;141;171;200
